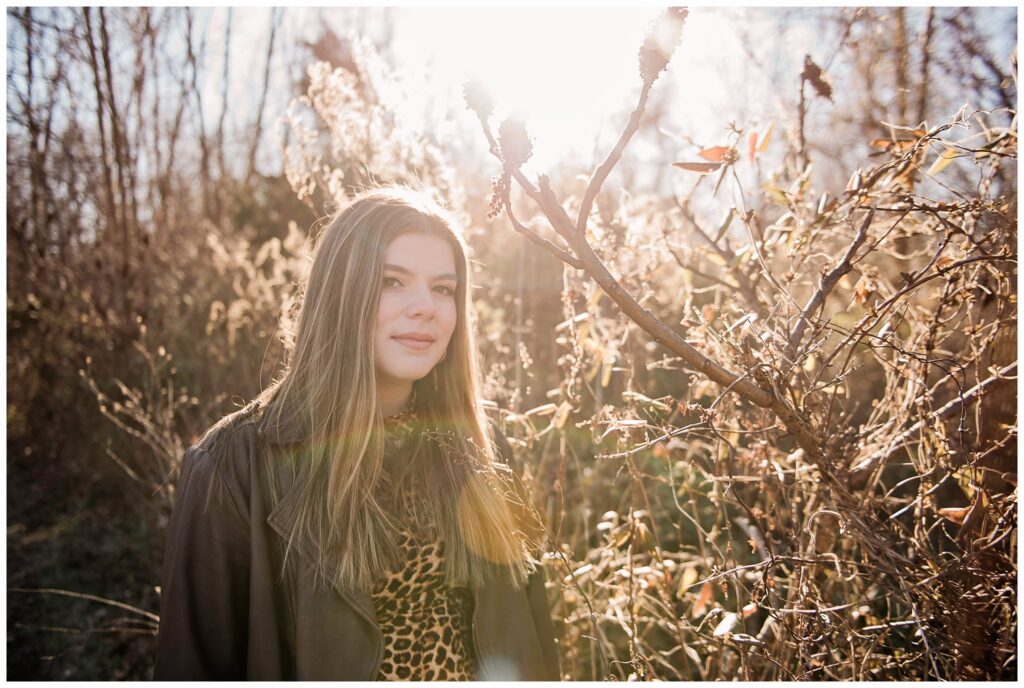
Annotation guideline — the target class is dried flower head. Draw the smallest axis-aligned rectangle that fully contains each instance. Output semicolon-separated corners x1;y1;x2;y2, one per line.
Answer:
638;7;688;86
487;173;509;221
463;78;495;121
801;55;833;101
498;117;533;169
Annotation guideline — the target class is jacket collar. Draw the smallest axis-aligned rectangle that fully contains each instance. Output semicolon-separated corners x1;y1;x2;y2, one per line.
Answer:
253;398;421;447
263;464;380;624
254;401;310;447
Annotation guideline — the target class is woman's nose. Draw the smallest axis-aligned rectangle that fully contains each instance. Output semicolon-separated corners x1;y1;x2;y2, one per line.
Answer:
404;284;436;318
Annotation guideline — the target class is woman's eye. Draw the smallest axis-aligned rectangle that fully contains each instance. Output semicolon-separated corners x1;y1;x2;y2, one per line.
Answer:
383;276;403;288
434;285;455;296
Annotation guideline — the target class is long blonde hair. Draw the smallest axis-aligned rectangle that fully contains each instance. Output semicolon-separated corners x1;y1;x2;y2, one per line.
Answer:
253;186;532;592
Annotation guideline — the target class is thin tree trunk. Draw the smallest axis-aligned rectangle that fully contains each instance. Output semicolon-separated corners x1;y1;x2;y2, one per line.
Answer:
185;8;213;220
22;9;42;251
894;7;909;123
246;8;280;185
216;8;233;187
39;17;65;258
127;8;150;231
98;8;134;285
82;8;120;249
148;9;162;227
915;7;935;124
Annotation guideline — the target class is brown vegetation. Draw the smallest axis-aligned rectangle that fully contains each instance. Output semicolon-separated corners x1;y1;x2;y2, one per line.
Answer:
6;6;1016;680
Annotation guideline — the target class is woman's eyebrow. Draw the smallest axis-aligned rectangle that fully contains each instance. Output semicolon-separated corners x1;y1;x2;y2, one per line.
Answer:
383;263;457;282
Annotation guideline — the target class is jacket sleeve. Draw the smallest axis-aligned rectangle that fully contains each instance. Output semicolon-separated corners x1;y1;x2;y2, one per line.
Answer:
154;444;251;679
492;427;563;680
525;565;562;680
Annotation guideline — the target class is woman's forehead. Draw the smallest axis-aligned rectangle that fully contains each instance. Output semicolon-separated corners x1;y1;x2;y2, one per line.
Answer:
383;232;457;277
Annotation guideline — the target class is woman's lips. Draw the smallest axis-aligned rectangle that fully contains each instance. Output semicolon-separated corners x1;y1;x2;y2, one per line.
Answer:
392;336;433;351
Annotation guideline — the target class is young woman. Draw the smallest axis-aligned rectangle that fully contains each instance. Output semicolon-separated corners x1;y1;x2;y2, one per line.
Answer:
154;187;560;680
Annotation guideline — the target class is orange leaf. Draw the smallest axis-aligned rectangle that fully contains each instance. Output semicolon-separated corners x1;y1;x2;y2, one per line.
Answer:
672;161;722;174
747;132;758;163
698;145;731;163
692;581;714;617
938;506;971;525
871;136;920;152
757;122;774;152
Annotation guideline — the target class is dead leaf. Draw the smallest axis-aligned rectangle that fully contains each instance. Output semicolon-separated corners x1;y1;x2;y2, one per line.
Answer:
676;566;699;600
762;182;789;205
853;268;879;306
937;505;971;525
957;492;988;542
757;122;774;152
692;581;714;617
524;403;557;417
713;612;741;637
554;401;572;428
672;161;723;174
610;525;632;549
801;55;832;100
870;138;917;153
846;169;863;192
698;145;731;163
927;148;958;175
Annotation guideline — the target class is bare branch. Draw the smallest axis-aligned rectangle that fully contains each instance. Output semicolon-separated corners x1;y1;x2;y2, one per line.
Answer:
849;361;1017;489
784;206;875;367
576;80;653;236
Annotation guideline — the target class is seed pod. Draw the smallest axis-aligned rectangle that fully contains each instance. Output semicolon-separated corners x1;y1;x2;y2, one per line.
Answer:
498;117;533;169
638;7;688;86
462;78;495;120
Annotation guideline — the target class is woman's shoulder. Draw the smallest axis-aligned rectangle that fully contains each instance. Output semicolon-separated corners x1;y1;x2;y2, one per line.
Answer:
193;399;263;457
180;400;264;506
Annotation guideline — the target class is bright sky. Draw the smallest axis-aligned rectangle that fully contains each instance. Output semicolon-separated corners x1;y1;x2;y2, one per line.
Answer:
194;5;1016;197
213;6;779;176
389;7;660;170
385;7;769;171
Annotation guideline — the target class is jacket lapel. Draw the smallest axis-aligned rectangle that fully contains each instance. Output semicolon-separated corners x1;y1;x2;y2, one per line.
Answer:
258;429;379;627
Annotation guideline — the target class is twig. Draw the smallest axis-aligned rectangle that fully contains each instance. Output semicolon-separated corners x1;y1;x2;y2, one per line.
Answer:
849;361;1017;484
577;81;653;235
8;587;159;622
784;206;874;368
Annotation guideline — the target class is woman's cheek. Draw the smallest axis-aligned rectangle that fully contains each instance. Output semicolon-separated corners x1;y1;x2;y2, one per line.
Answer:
442;302;458;344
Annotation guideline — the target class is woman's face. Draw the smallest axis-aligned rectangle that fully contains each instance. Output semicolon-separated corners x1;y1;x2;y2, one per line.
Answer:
373;231;459;390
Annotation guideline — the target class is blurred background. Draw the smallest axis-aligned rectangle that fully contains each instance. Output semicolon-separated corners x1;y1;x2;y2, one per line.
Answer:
6;6;1017;680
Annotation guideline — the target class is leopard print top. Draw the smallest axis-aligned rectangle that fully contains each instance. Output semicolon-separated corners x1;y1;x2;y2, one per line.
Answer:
370;411;478;681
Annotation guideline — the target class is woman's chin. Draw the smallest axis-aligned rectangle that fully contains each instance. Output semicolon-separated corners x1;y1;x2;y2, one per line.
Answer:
383;362;438;383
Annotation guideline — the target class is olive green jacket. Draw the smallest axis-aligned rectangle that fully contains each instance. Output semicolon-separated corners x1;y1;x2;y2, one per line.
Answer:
153;406;560;680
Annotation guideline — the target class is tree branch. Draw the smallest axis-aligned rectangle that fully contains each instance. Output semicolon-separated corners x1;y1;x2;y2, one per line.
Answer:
784;206;874;367
502;195;583;270
849;361;1017;487
576;80;653;235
